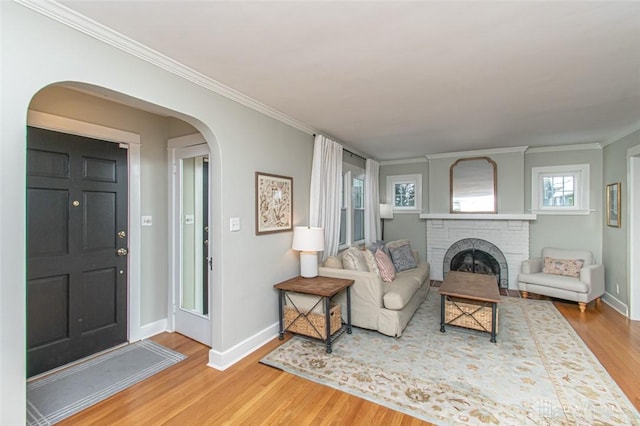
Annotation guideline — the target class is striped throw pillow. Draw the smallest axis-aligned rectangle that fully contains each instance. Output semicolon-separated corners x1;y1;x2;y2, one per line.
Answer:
375;248;396;282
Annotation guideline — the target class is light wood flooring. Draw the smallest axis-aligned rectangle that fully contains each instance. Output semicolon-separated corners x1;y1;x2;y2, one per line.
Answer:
58;293;640;425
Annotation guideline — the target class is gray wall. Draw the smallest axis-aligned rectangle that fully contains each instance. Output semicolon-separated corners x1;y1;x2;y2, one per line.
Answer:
427;150;525;213
1;3;312;422
603;129;640;305
379;161;429;261
524;148;603;262
380;147;607;278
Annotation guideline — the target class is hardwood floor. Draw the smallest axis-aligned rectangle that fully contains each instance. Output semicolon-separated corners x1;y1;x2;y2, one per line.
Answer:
58;295;640;425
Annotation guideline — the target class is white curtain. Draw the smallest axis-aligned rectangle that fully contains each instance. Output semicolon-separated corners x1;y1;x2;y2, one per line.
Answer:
364;159;380;244
309;135;343;260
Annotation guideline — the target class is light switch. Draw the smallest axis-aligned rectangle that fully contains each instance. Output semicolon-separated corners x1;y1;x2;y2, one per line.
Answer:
230;217;240;232
141;216;153;226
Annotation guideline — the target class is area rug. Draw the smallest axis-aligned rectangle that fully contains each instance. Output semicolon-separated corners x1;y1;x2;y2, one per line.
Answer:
27;340;187;425
261;293;639;425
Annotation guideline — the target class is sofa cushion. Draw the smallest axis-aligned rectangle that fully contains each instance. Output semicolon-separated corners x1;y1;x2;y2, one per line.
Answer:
518;272;589;293
389;243;417;272
361;248;380;276
323;256;343;269
375;249;396;282
383;275;420;310
342;247;368;271
543;257;584;278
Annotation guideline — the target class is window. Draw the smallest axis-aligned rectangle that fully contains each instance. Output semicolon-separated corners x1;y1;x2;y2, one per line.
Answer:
339;167;365;247
531;164;590;214
386;174;422;212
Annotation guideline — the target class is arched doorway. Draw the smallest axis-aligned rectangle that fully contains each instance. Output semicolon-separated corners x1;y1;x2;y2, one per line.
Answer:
26;83;219;375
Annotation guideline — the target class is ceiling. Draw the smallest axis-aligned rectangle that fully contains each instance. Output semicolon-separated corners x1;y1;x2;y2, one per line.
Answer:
58;1;640;160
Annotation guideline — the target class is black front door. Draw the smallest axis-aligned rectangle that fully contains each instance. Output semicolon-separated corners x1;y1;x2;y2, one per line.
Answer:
27;126;128;377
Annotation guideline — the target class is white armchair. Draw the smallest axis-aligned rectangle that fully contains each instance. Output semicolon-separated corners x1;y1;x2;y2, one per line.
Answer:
518;247;605;312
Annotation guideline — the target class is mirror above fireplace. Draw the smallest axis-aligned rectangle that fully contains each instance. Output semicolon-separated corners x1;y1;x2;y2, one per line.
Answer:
450;156;497;213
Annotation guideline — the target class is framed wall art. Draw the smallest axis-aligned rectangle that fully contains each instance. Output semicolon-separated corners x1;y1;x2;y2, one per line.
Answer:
255;172;293;235
606;182;621;228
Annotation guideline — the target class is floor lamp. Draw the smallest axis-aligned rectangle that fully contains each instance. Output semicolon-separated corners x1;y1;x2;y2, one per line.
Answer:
379;204;394;241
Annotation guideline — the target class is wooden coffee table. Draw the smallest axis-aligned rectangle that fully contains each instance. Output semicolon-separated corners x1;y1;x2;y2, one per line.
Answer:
439;271;501;343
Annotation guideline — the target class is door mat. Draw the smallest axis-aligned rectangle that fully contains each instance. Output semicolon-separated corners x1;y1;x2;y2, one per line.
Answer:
27;340;186;425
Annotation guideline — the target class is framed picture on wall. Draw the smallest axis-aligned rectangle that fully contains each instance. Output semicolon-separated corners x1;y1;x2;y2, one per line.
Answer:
606;182;621;228
255;172;293;235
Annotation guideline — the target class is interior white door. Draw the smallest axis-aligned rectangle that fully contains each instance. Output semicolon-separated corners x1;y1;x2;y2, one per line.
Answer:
171;143;212;346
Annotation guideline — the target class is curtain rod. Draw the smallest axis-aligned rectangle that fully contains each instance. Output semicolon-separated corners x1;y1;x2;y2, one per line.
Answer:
313;133;367;161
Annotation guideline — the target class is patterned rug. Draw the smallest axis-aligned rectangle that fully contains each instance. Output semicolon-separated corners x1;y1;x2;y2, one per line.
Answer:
261;292;639;425
27;340;186;425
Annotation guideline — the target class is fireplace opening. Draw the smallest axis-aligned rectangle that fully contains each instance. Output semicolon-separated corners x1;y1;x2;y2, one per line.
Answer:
443;238;508;288
450;249;501;284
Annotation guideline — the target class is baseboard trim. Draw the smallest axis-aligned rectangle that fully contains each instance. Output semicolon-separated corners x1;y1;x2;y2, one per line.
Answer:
136;319;169;341
207;322;280;371
602;292;629;317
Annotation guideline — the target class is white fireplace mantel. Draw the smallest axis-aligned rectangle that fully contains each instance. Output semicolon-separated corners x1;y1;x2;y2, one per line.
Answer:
419;213;537;221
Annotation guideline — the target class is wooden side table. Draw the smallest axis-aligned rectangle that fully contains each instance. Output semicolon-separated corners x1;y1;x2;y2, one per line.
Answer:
274;275;354;353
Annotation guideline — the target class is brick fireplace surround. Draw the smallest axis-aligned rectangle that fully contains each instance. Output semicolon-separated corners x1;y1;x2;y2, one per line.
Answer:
420;214;537;290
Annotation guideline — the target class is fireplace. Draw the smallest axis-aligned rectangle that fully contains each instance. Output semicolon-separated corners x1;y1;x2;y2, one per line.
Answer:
421;214;535;290
443;238;507;288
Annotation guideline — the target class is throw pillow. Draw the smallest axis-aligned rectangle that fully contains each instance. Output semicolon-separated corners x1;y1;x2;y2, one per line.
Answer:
389;243;417;272
361;248;380;276
323;256;343;269
367;240;388;256
342;247;368;271
543;257;584;278
386;239;411;250
375;248;396;282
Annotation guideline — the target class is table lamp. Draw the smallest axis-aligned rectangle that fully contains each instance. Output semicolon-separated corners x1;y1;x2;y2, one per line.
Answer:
379;203;394;240
292;226;325;278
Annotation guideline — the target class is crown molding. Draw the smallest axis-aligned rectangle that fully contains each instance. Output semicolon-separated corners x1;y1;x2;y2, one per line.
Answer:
601;121;640;148
425;146;528;160
15;0;316;136
525;143;602;154
379;157;428;166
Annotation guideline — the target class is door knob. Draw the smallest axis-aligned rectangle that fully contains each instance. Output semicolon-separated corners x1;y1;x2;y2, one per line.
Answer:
117;248;128;256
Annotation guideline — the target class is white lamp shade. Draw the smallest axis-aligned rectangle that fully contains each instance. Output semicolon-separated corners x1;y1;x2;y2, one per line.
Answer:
292;226;324;278
380;203;394;219
291;226;325;252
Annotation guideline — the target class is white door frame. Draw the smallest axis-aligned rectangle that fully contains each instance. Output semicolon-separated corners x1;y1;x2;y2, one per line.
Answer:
628;144;640;320
27;110;144;341
168;134;212;346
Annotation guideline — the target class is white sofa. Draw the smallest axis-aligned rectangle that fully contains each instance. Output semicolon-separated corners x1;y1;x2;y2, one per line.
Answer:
317;248;430;337
518;247;605;312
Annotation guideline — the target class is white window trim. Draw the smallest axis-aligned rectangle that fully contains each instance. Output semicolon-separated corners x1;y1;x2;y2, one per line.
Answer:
386;174;422;213
531;164;590;215
339;165;366;249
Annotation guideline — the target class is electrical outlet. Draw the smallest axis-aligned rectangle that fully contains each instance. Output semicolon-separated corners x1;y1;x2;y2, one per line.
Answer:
230;217;240;232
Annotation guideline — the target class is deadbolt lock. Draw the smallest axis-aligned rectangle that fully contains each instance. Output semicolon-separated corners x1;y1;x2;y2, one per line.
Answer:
118;230;126;239
117;248;128;256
